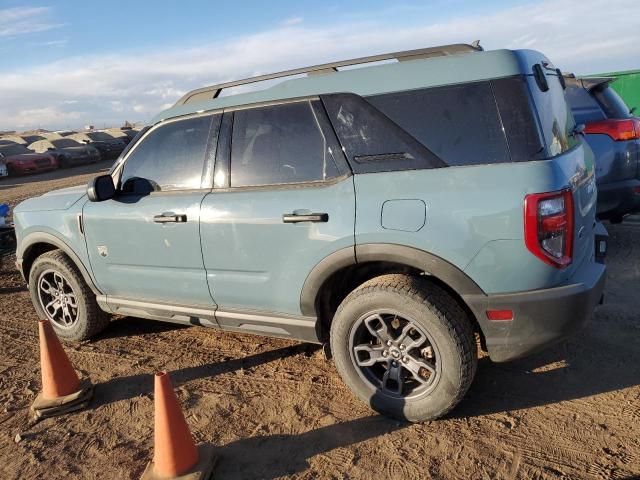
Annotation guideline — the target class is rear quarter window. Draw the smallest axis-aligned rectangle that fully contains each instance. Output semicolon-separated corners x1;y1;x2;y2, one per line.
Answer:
368;82;511;166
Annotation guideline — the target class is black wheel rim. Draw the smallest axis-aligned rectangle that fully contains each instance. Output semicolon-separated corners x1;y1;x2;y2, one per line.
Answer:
349;310;441;399
37;269;78;329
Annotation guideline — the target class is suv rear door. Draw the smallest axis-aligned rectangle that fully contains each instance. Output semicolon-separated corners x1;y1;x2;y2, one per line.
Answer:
525;65;597;274
83;114;220;312
200;99;355;337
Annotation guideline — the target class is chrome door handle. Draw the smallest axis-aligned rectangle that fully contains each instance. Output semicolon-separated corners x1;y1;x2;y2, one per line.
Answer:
154;213;187;223
282;213;329;223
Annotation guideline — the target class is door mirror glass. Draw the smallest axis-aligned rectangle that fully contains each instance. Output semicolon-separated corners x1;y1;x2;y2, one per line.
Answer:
87;174;116;202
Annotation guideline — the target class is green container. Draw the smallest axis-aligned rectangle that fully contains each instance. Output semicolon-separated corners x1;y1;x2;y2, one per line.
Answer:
591;69;640;114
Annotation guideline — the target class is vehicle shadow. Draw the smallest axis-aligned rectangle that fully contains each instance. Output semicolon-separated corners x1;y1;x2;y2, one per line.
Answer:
0;285;27;294
214;413;405;479
449;321;640;418
94;316;187;340
93;343;320;407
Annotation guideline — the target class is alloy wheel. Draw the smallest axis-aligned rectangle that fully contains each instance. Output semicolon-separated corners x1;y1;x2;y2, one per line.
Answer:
349;311;441;399
37;269;79;329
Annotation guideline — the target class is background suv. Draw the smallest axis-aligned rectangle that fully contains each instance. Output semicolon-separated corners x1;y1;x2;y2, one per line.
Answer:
565;75;640;222
13;44;606;422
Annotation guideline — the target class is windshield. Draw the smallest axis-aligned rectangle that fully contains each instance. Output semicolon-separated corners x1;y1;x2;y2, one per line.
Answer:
0;144;32;156
52;138;82;148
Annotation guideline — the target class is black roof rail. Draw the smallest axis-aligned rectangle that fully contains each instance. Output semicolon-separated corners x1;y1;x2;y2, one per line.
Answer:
174;42;483;107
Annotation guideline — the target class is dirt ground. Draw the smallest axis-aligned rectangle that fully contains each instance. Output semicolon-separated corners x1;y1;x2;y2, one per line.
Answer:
0;165;638;480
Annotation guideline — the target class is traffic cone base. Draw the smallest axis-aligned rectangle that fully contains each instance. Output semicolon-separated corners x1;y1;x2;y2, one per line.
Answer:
31;379;93;419
141;443;216;480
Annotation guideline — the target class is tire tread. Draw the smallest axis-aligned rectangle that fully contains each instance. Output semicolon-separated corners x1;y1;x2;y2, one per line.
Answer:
331;273;477;420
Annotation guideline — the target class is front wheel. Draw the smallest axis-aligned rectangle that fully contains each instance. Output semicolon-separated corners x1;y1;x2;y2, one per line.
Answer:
330;274;477;422
28;250;109;341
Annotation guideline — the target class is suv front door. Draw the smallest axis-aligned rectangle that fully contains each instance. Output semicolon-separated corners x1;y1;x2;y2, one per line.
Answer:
83;113;220;314
200;100;355;339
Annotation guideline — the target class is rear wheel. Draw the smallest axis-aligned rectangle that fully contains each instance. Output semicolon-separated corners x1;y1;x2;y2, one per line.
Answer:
330;274;477;422
28;250;109;341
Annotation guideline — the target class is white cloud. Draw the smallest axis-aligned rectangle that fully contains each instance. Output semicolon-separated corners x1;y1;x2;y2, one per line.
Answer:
0;7;61;37
281;16;303;26
1;0;639;130
30;39;68;47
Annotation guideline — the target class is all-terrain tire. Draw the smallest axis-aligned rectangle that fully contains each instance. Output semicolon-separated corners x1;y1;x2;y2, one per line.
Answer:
28;249;109;341
330;274;477;422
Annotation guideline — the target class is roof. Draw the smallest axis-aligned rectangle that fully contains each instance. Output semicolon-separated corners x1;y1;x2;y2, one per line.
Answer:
152;46;545;124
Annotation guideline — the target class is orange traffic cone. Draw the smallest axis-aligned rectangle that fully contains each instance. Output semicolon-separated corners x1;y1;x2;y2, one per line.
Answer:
30;320;93;419
141;371;216;480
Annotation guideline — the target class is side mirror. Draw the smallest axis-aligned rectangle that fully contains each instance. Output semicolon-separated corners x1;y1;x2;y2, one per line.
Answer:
87;174;115;202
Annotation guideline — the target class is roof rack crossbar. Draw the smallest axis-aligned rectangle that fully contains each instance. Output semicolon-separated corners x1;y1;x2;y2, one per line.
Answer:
174;42;482;106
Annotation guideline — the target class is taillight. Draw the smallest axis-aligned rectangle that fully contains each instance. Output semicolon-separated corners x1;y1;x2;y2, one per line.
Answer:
524;189;574;268
584;118;640;141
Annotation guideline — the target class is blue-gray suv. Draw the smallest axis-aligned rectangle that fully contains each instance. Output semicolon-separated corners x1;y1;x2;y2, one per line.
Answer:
13;43;608;421
565;75;640;222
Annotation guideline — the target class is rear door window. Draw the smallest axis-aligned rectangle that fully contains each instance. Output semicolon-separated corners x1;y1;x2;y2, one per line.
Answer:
230;100;340;187
368;82;511;166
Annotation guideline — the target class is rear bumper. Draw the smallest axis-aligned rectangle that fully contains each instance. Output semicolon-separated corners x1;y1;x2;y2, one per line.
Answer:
597;178;640;219
464;226;608;362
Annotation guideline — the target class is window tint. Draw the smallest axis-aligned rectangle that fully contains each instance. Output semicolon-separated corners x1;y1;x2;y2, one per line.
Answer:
492;77;545;162
322;93;445;173
526;73;578;157
230;101;339;187
368;82;510;166
120;115;213;193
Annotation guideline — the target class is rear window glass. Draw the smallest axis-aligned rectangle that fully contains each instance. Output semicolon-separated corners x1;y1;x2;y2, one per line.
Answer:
526;73;578;157
0;144;31;156
593;86;632;119
368;82;511;166
565;84;606;123
52;139;82;148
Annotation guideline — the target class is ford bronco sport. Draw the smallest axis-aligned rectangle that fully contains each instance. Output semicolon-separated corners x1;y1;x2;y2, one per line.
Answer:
14;43;607;421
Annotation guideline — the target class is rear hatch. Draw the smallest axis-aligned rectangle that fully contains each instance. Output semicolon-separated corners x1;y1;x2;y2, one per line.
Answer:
523;57;598;274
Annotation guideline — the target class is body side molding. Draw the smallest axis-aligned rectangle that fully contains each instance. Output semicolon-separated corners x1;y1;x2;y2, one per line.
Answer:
103;296;320;343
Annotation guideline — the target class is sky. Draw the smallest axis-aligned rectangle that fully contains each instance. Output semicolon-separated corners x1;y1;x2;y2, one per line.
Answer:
1;0;639;131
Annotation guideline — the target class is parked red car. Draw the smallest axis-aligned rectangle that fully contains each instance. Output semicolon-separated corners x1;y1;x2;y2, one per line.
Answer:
0;143;58;176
